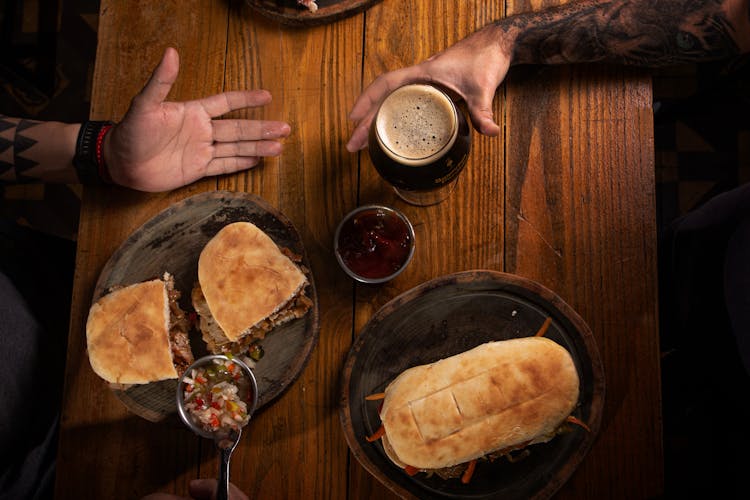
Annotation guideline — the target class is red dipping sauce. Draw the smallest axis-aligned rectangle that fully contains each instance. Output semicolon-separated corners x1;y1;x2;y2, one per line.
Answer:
335;206;415;282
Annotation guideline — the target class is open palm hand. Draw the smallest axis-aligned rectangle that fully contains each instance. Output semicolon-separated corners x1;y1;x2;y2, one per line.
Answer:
105;48;291;192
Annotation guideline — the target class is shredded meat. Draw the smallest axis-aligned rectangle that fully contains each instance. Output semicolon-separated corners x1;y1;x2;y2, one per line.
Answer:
165;276;194;375
411;440;537;480
281;247;303;263
212;290;313;355
433;463;466;480
191;277;312;356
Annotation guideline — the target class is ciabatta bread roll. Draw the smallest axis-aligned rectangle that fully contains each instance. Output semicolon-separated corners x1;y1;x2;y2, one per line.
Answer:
372;336;581;475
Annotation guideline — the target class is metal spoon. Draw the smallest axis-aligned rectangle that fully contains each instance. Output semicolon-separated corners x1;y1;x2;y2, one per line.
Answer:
215;427;241;500
176;355;259;500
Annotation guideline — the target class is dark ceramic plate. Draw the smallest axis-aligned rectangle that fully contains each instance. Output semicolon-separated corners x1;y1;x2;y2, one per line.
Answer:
245;0;383;27
93;191;319;421
339;270;604;499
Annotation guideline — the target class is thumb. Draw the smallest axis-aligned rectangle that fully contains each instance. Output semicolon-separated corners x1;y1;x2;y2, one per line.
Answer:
136;47;180;109
466;90;500;137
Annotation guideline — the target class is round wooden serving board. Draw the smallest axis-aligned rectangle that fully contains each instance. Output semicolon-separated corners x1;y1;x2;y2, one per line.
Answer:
92;191;319;422
245;0;383;27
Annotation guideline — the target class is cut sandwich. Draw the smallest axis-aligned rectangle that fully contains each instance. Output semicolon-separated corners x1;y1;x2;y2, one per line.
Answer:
86;272;194;386
192;221;312;355
366;334;587;483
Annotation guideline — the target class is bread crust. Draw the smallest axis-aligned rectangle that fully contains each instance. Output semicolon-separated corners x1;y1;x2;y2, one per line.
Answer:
379;337;580;470
196;222;308;344
86;278;178;384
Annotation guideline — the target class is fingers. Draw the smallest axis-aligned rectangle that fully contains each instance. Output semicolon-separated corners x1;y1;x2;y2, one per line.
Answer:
188;479;248;500
465;93;501;137
346;88;499;151
210;119;288;168
212;119;291;142
139;494;190;500
135;47;180;110
213;140;283;158
346;66;430;152
345;111;375;152
206;156;261;176
136;48;273;121
348;68;420;122
470;110;501;136
200;90;273;118
186;479;215;499
347;76;392;123
346;77;397;152
227;482;250;500
140;480;247;500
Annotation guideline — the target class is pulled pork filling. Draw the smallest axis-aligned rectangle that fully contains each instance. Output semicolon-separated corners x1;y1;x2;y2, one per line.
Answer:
165;277;194;376
421;444;533;480
240;292;313;342
192;283;313;356
406;427;570;480
192;247;313;356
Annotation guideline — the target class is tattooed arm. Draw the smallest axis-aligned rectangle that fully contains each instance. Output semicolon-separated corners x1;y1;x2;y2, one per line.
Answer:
0;48;291;191
347;0;750;151
505;0;749;66
0;118;81;184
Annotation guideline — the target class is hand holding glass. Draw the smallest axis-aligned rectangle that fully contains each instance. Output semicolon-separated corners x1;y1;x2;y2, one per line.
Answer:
367;84;471;206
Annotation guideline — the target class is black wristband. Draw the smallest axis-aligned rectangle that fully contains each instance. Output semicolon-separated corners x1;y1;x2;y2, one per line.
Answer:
73;120;114;185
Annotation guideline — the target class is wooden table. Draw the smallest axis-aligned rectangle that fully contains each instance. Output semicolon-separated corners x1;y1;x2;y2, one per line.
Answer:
56;0;663;498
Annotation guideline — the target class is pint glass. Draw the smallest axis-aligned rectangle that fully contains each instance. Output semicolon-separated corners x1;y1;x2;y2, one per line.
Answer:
368;84;471;206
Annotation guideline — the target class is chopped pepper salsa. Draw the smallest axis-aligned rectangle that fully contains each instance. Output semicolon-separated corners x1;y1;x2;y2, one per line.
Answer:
182;357;252;434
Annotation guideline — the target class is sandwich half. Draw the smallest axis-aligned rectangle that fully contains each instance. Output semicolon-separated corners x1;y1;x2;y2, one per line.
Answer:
86;272;194;385
192;221;312;355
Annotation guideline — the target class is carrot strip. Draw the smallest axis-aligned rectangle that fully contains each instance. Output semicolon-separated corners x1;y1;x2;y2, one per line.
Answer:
566;415;591;432
365;425;386;442
534;317;552;337
365;392;386;401
461;459;477;484
404;465;420;476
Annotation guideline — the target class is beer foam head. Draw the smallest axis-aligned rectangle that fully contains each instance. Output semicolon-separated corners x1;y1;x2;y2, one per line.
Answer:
375;84;457;164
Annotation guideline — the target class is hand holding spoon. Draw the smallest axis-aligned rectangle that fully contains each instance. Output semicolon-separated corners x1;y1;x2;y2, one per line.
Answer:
177;355;259;500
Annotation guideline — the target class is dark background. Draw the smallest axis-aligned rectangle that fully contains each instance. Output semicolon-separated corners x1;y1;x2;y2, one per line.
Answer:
1;1;749;498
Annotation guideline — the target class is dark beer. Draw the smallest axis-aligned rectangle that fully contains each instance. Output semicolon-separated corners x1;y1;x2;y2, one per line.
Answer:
368;84;471;205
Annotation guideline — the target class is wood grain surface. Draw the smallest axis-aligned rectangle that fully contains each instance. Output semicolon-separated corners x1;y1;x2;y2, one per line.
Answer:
55;0;663;499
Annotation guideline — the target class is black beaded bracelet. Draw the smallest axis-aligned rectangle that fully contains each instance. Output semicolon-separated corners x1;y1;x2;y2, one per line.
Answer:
73;120;114;185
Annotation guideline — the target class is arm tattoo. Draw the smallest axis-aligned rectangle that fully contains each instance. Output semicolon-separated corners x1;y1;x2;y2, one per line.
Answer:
498;0;745;66
0;115;42;184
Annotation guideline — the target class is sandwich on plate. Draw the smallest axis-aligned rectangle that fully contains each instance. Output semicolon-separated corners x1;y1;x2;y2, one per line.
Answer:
192;221;313;356
86;272;194;386
366;329;589;483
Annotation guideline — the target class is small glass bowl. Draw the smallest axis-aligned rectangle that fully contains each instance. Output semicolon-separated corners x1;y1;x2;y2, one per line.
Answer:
334;205;416;284
176;354;259;439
